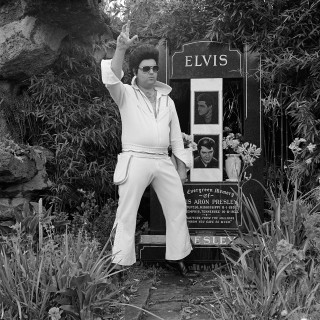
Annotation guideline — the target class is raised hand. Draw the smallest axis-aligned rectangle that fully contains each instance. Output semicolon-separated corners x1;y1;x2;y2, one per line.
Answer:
117;20;138;50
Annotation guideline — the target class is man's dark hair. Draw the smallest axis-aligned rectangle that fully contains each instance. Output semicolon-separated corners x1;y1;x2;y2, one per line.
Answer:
197;93;213;107
197;137;215;152
129;44;159;75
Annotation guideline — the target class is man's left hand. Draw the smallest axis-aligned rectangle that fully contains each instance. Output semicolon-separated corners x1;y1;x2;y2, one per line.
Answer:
177;167;187;184
173;155;187;184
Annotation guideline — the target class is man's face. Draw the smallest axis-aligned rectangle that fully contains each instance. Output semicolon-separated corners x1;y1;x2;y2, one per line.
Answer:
197;101;212;116
136;59;158;89
199;146;214;164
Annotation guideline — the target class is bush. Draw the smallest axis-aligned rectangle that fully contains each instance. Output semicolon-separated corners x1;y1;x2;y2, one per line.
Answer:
0;200;119;320
6;39;121;212
212;144;320;319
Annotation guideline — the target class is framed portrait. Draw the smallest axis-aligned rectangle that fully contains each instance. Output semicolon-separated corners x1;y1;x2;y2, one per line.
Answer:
193;134;219;169
194;91;219;125
190;79;223;182
190;134;223;182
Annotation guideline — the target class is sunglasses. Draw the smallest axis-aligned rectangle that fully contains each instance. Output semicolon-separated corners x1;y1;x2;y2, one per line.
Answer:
138;65;159;73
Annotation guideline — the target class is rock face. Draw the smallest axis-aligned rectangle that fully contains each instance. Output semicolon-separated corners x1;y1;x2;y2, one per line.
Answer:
0;0;112;80
0;145;53;224
0;0;113;221
0;15;67;79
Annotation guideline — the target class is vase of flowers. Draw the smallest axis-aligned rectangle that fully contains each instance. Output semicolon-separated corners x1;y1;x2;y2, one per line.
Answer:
222;132;262;181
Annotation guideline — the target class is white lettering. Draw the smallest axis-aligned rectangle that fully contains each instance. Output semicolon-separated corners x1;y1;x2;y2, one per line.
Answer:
195;55;202;66
183;54;228;67
203;236;210;244
202;55;211;66
220;54;227;66
195;199;210;204
185;56;192;67
220;237;227;245
213;54;217;66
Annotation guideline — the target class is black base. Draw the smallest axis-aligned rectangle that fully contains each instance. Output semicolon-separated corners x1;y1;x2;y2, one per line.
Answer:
138;244;231;270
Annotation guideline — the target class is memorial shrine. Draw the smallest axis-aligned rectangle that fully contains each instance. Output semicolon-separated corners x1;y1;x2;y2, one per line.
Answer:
138;41;264;269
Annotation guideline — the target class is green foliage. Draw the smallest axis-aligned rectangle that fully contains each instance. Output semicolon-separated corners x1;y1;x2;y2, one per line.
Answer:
70;193;117;250
208;0;320;189
122;0;320;190
109;0;213;50
51;231;118;320
91;199;117;249
0;200;118;320
213;173;320;319
18;39;121;211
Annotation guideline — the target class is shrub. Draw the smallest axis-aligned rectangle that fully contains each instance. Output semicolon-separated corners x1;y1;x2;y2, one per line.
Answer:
212;140;320;319
5;39;121;212
0;200;119;320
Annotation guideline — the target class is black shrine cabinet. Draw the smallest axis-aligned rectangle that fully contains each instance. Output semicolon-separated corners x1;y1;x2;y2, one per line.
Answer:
138;41;264;269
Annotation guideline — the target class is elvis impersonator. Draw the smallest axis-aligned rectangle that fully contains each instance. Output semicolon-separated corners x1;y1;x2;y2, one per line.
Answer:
101;21;198;277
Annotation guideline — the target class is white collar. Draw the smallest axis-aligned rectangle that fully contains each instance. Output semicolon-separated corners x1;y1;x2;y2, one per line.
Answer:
131;76;172;95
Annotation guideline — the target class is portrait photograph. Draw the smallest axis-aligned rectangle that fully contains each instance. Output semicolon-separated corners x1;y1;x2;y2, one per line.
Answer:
193;134;219;169
194;91;219;125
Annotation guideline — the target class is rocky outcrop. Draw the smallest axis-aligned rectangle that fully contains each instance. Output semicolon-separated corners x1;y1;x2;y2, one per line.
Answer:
0;16;68;80
0;144;53;224
0;0;113;222
0;0;112;81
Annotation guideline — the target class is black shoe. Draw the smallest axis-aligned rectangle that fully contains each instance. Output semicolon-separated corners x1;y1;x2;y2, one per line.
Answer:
165;259;200;278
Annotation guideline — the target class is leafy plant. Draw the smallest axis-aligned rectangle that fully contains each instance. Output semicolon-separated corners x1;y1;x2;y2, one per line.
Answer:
8;39;121;212
212;139;320;319
0;203;54;319
51;231;119;320
0;200;119;320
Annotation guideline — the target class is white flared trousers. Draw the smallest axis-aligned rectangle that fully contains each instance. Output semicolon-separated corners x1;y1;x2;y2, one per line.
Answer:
112;156;192;266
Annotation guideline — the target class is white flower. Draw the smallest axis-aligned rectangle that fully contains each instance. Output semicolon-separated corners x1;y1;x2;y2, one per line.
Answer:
305;158;312;164
307;143;316;152
280;309;288;317
289;137;310;155
48;307;63;320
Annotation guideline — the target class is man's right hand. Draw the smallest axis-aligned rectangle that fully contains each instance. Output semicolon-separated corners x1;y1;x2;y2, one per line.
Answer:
117;20;138;51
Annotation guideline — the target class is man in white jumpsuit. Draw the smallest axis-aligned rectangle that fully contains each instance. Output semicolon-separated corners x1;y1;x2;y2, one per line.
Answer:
101;22;196;277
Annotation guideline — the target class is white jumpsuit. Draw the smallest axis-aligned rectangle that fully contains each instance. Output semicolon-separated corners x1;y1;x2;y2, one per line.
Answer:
101;60;192;266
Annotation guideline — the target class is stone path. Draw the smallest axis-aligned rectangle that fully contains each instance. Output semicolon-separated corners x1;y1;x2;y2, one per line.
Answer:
124;269;221;320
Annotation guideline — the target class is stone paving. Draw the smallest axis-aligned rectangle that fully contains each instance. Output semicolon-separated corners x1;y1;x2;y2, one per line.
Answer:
124;269;221;320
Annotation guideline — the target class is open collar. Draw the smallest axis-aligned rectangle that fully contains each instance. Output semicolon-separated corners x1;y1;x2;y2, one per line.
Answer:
131;76;172;95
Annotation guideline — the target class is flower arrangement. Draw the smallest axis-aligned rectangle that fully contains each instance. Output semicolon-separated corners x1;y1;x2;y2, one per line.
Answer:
222;132;242;154
222;132;262;166
182;132;197;150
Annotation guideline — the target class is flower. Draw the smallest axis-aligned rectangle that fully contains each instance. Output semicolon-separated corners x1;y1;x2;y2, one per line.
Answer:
182;132;197;150
307;143;316;152
222;133;242;154
223;133;261;166
289;137;307;155
237;142;262;166
305;158;312;164
48;307;63;320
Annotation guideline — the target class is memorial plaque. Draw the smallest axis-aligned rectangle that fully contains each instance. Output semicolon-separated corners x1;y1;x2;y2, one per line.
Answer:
184;183;242;230
139;42;262;266
171;41;242;79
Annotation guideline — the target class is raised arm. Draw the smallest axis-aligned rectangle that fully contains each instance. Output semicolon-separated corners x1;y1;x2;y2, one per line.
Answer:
111;21;138;79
